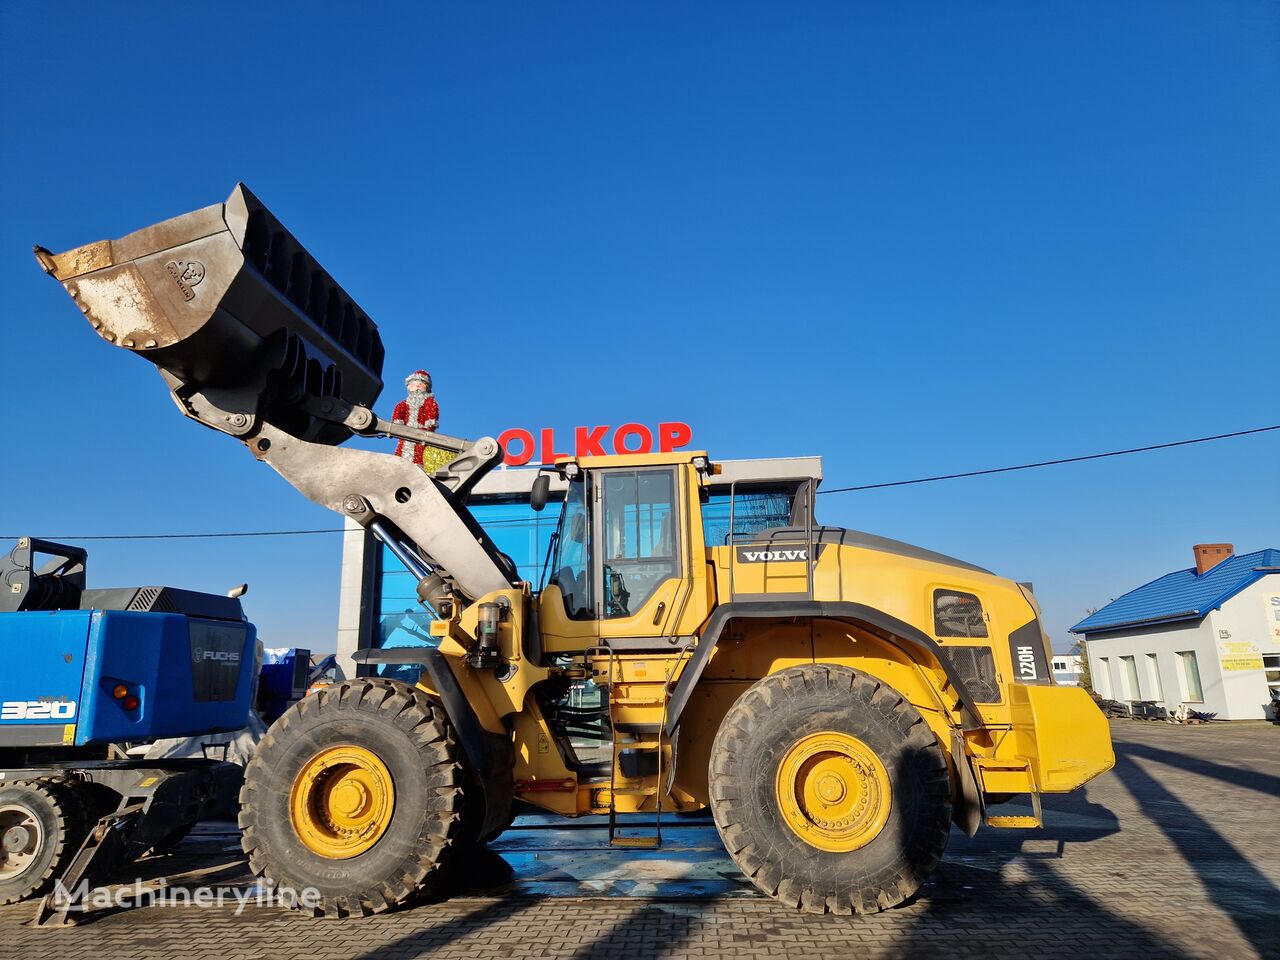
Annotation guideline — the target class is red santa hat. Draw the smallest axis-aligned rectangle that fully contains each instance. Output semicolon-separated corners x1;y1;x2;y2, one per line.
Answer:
405;369;432;388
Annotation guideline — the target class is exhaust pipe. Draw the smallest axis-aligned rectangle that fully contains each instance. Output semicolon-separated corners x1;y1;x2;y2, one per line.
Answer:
35;183;384;445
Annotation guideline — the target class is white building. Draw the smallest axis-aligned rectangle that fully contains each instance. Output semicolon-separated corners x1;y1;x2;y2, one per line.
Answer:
1051;654;1084;686
1072;544;1280;720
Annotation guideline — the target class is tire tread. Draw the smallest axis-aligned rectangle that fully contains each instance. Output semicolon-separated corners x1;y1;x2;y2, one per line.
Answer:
707;664;952;916
239;678;466;916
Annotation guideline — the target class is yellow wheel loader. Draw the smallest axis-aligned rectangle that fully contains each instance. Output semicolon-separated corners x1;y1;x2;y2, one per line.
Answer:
35;185;1114;916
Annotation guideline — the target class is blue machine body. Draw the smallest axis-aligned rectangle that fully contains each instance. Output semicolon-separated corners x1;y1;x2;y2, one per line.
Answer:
0;609;256;747
258;647;312;723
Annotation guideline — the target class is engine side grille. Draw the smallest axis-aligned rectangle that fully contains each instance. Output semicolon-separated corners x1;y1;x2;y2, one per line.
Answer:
127;586;176;612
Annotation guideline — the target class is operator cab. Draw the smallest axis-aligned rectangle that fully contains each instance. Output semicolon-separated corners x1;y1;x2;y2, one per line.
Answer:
534;452;822;653
548;466;678;621
536;453;710;649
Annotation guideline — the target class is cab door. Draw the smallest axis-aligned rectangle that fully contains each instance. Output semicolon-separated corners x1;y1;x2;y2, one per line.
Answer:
537;465;703;654
593;467;686;646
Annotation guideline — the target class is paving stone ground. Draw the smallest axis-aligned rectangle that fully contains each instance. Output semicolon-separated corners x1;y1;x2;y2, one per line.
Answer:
2;719;1277;960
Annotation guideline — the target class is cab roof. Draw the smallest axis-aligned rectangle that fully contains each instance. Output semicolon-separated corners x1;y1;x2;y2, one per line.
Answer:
554;450;711;470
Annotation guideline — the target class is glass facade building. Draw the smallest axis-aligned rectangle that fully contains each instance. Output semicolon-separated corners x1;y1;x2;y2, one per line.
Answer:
374;498;562;681
334;456;824;686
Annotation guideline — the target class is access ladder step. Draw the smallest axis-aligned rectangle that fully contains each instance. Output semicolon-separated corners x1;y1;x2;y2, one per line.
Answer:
611;786;659;796
985;814;1042;828
610;835;661;849
984;791;1043;829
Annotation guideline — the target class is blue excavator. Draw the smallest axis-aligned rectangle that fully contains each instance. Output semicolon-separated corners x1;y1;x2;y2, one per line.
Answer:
0;536;257;923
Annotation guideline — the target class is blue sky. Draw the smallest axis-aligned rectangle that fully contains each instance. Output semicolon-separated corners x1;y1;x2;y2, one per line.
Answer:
1;2;1276;650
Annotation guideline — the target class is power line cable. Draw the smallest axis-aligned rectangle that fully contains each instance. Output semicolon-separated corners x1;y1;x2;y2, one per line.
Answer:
3;528;347;541
8;423;1276;541
817;423;1280;495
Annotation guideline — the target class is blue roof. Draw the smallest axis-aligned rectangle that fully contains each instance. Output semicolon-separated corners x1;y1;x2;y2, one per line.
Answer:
1071;548;1280;635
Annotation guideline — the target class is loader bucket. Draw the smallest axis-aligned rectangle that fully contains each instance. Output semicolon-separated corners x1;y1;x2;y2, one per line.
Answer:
35;184;384;444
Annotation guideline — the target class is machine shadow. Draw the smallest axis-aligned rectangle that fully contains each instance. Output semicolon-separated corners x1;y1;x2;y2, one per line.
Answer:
352;891;545;960
1109;741;1278;958
898;853;1192;959
1116;739;1280;797
428;842;518;896
884;743;1192;957
562;900;713;960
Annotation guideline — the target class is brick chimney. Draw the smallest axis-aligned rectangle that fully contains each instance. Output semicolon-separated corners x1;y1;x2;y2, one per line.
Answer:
1193;543;1233;575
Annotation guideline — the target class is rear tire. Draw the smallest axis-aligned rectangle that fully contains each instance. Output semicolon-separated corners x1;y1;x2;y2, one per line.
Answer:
239;679;466;917
708;664;952;915
0;778;91;905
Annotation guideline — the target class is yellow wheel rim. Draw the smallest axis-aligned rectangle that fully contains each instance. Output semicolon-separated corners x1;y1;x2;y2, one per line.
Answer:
775;731;892;853
289;745;395;859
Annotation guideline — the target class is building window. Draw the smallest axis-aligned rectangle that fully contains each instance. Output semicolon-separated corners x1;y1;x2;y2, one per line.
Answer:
1121;655;1141;700
1178;650;1204;703
1145;653;1165;702
933;590;989;638
1264;654;1280;704
1095;657;1112;698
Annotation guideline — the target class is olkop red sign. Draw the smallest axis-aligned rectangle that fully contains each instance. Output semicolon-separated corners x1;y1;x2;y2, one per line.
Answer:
498;422;693;466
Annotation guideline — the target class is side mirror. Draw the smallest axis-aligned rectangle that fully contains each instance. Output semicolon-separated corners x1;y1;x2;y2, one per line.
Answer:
530;473;551;513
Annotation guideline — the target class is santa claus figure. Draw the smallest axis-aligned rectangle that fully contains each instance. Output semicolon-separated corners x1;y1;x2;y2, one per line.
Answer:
392;370;445;469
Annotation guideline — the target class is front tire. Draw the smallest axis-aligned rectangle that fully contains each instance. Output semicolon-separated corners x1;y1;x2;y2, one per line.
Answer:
362;676;511;847
708;664;952;915
239;679;466;917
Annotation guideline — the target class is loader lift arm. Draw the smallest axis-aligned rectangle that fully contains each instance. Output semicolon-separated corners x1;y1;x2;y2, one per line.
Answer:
35;183;513;605
173;376;515;602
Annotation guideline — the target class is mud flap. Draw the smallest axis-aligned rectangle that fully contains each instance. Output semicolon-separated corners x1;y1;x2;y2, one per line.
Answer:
951;731;984;838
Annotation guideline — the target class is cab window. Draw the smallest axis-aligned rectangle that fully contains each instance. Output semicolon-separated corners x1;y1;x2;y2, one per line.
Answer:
600;469;678;619
933;589;989;638
550;478;592;619
700;486;794;546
